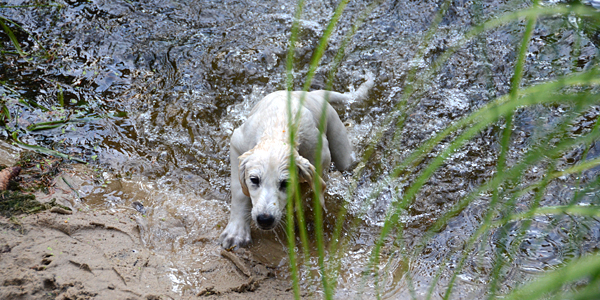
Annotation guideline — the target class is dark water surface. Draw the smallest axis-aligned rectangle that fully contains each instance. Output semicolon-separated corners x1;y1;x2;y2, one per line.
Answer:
2;0;600;298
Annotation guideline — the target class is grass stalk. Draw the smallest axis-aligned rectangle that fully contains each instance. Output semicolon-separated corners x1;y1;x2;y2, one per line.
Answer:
285;1;305;298
279;1;600;298
0;17;25;56
501;253;600;300
441;1;540;297
0;16;50;58
415;100;600;298
325;11;600;283
11;132;86;163
284;0;382;297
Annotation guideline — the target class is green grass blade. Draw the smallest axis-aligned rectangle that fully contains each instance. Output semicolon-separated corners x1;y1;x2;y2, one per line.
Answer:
501;254;600;300
275;0;600;298
330;8;600;269
0;16;51;58
11;131;86;163
26;120;68;131
0;17;25;56
285;0;306;298
367;74;599;294
442;0;541;297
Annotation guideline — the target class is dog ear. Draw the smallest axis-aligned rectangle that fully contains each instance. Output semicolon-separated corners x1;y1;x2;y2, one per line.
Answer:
238;151;253;197
295;156;327;208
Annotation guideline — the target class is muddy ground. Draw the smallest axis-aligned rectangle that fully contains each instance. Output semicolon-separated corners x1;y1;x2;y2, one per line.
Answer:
0;211;296;299
0;141;295;300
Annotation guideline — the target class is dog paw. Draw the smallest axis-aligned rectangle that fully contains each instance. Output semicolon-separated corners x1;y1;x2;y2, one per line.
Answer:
219;223;251;249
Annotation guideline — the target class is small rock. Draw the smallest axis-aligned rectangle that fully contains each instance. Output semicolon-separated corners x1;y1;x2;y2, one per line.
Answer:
132;201;147;214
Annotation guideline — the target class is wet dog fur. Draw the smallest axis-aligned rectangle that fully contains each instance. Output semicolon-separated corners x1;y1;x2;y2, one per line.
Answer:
219;76;374;249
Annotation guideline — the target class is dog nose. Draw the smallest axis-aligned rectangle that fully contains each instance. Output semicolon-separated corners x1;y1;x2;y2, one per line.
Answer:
256;213;275;229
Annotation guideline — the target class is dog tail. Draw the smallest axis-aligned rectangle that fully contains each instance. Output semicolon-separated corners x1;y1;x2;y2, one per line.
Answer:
352;72;375;102
326;72;375;105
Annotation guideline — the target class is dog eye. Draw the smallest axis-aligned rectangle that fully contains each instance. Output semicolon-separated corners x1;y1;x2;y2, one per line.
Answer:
279;180;288;191
250;176;260;186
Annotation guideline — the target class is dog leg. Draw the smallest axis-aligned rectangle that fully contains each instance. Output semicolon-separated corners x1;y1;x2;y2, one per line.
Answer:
326;73;374;170
220;144;252;249
219;190;251;249
325;105;354;171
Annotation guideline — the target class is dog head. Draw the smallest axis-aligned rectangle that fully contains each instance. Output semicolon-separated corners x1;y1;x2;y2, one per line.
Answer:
238;143;325;230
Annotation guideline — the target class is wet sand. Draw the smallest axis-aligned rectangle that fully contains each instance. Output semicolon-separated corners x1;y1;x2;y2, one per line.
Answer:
0;141;294;299
0;203;294;299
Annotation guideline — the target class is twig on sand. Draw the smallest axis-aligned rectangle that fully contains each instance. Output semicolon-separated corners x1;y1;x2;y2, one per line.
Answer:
220;249;252;277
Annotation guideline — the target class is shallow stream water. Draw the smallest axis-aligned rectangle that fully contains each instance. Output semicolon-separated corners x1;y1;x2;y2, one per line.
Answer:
2;0;600;298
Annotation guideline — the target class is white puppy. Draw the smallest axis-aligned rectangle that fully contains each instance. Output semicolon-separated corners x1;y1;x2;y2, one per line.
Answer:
220;76;374;249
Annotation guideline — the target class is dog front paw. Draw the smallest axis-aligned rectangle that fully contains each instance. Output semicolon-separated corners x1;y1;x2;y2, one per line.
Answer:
219;223;251;249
